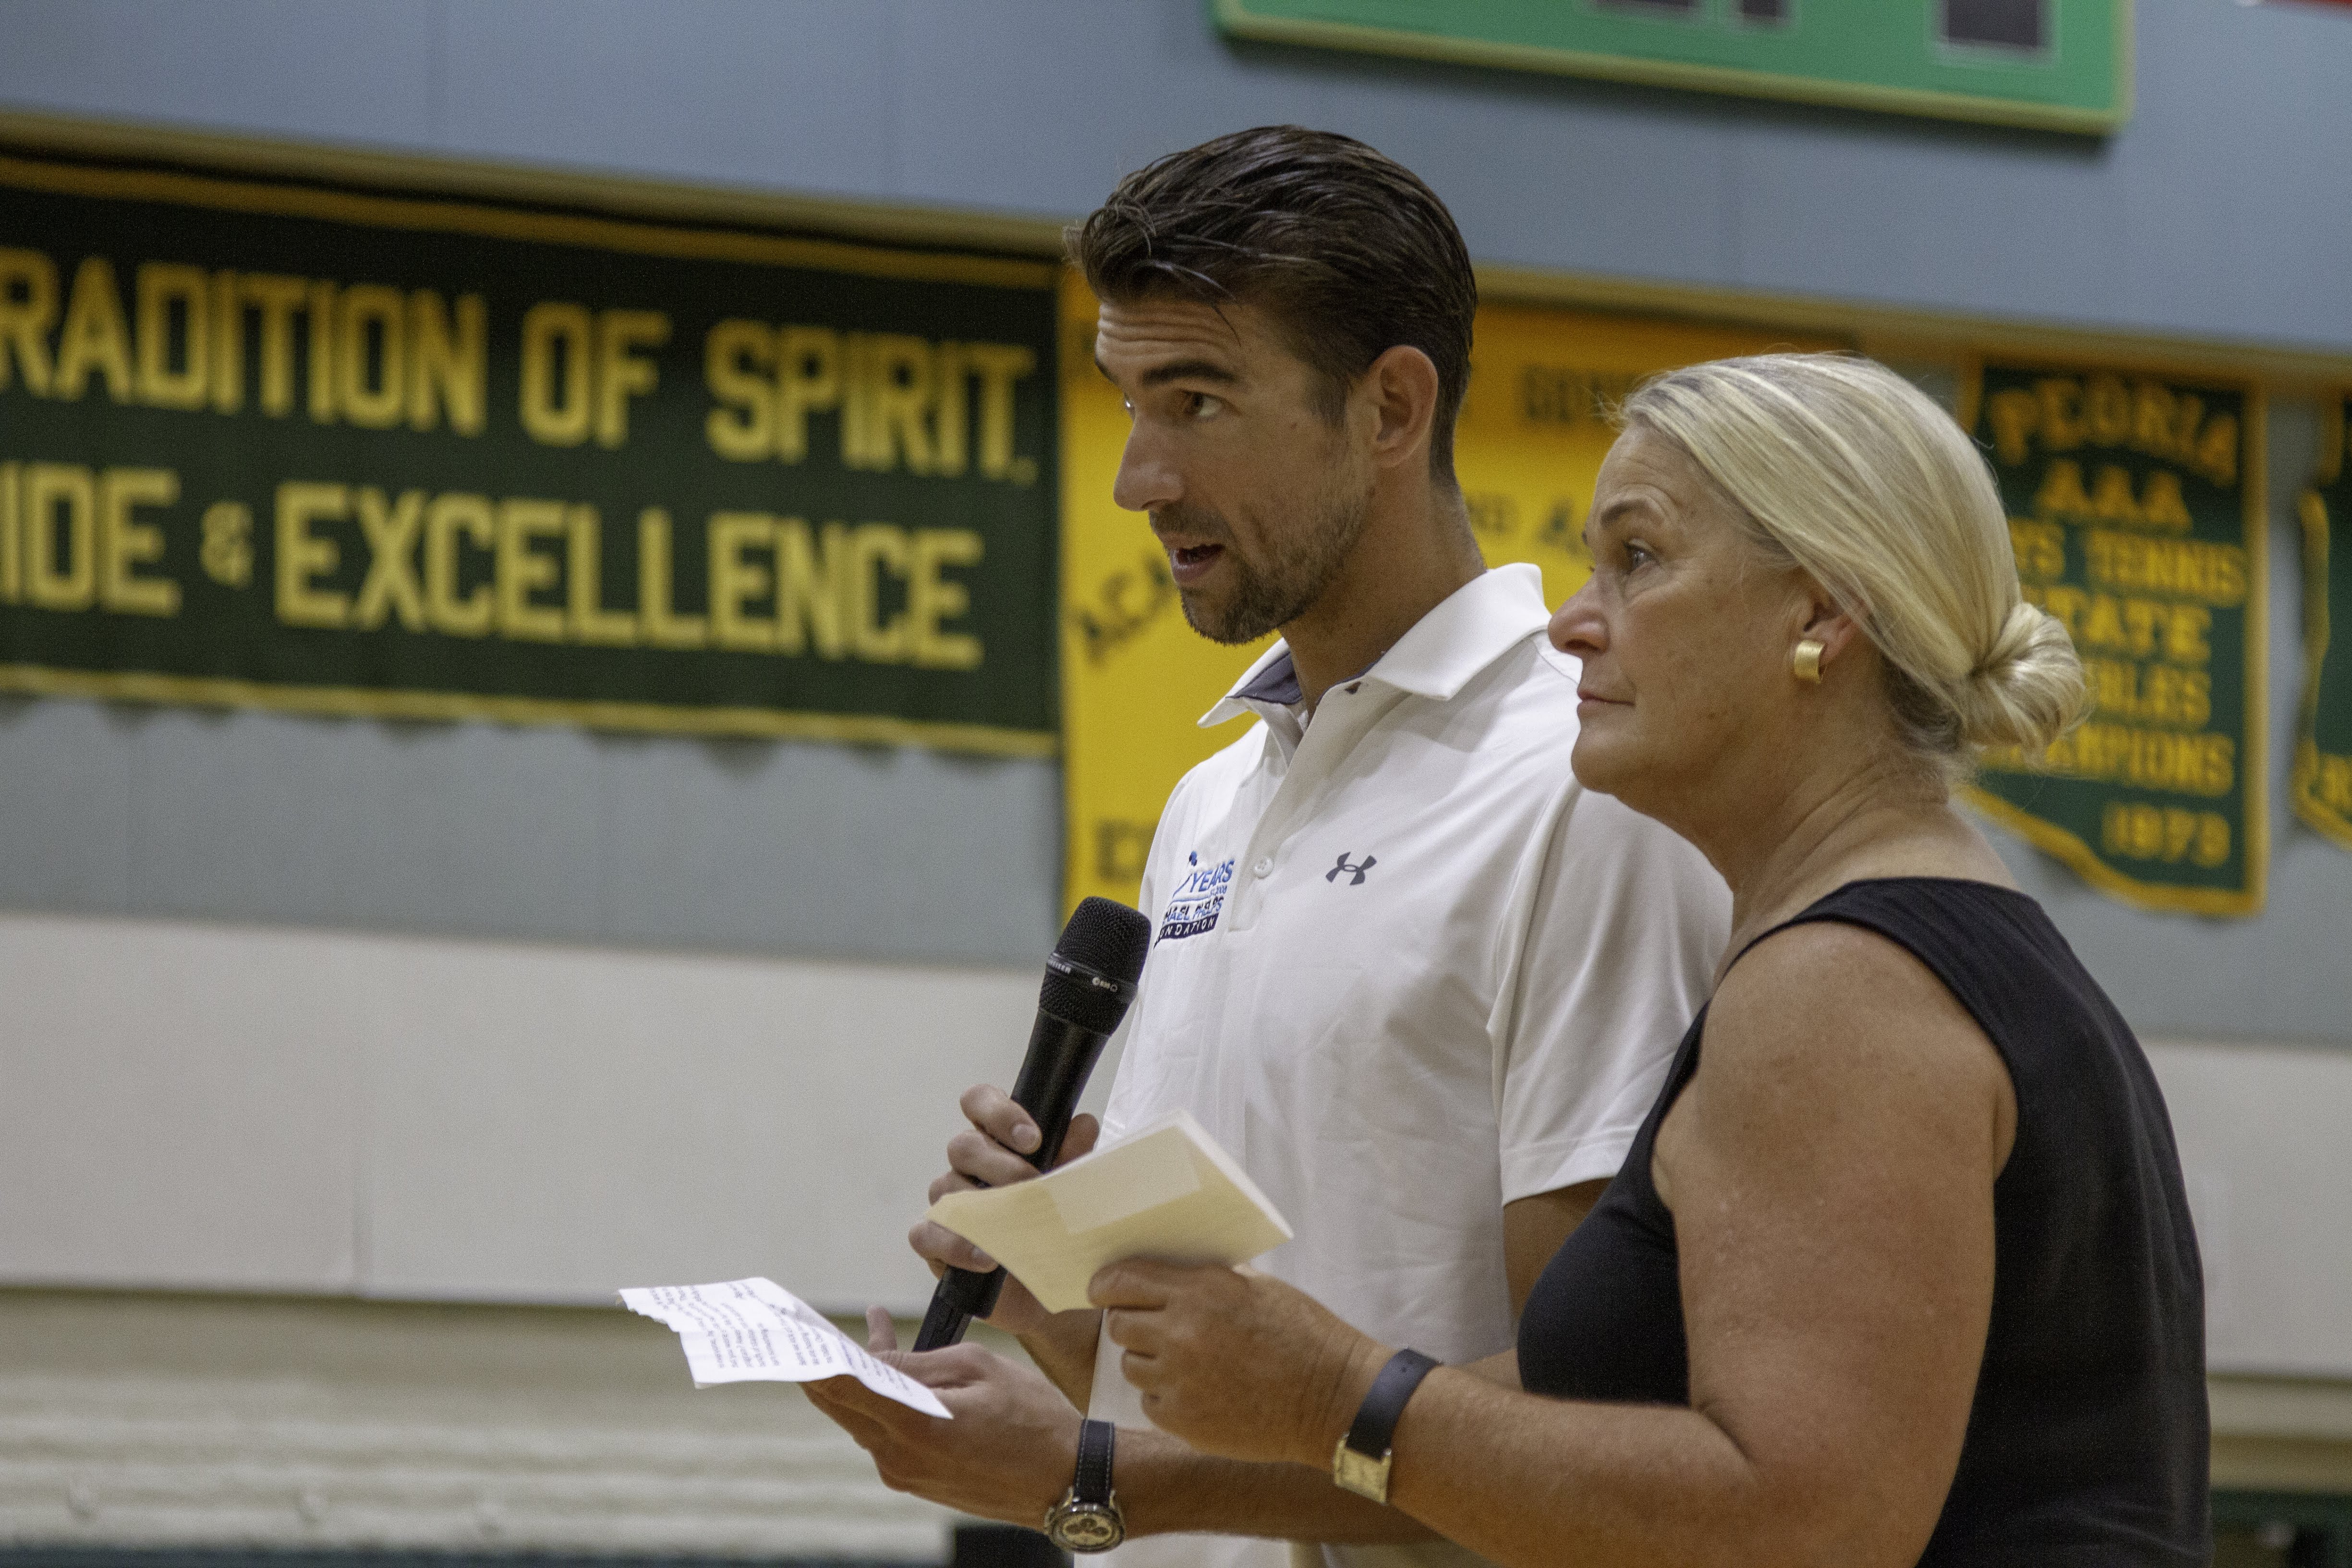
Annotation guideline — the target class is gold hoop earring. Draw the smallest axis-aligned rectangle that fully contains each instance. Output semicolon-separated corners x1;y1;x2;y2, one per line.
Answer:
1792;638;1825;684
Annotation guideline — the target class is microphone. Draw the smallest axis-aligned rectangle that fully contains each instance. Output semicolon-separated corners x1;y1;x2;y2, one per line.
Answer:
912;895;1153;1352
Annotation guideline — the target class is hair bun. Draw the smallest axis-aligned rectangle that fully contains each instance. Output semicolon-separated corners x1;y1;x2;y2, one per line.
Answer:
1955;602;2089;753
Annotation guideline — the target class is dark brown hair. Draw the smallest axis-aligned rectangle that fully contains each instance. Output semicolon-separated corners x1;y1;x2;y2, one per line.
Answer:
1067;125;1477;477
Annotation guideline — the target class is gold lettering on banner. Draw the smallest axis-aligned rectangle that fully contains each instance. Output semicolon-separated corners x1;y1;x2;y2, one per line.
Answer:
408;290;486;435
704;318;776;462
244;274;306;417
2307;747;2352;819
353;488;428;632
565;505;638;647
966;342;1035;483
306;280;337;425
210;269;242;413
709;511;777;653
520;303;666;448
1988;376;2238;488
867;334;936;475
595;309;668;448
0;247;59;396
910;528;984;669
2101;802;2231;868
777;326;842;464
276;480;350;627
496;498;568;643
1973;364;2261;916
776;518;847;659
25;462;97;609
0;461;19;602
200;501;254;588
424;493;496;637
337;284;408;429
520;301;594;446
53;256;133;402
0;461;181;617
2;255;489;435
0;160;1052;763
2008;520;2067;582
636;507;708;649
933;341;968;476
134;263;210;411
2082;530;2247;604
699;319;1032;482
847;521;910;662
97;466;180;616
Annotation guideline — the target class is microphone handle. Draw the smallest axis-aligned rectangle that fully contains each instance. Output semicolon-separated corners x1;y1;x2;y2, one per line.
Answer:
911;1012;1115;1351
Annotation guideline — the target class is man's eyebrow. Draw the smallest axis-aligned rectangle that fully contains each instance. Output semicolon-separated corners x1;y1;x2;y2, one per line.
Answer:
1093;351;1241;389
1141;358;1239;388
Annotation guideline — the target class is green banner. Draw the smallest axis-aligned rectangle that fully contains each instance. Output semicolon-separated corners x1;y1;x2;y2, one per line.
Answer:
2294;395;2352;850
1964;363;2267;916
1212;0;2130;134
0;150;1060;756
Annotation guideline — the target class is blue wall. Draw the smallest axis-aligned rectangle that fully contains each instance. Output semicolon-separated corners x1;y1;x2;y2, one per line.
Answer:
5;0;2344;349
2;0;2349;1029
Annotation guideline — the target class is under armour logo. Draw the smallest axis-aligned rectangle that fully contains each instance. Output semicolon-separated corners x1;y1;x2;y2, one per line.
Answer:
1326;851;1377;886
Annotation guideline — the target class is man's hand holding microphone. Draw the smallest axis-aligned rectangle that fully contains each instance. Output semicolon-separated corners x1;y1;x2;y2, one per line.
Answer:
802;899;1153;1534
910;1082;1105;1363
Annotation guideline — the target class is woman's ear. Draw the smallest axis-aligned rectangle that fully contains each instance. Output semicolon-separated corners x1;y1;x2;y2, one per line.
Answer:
1795;581;1869;673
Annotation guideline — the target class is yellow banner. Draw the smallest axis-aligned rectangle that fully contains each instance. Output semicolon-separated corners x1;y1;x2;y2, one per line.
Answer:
1059;275;1833;912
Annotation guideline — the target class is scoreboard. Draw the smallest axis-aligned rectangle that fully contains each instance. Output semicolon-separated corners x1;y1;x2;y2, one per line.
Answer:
1212;0;2130;134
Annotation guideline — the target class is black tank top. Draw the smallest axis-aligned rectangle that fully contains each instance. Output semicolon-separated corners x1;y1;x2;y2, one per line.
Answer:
1518;878;2209;1565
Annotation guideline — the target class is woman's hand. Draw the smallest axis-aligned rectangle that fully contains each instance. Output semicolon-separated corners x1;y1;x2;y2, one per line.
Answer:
1090;1260;1389;1468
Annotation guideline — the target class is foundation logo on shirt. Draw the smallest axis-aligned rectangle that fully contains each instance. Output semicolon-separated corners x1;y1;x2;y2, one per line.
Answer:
1159;851;1234;941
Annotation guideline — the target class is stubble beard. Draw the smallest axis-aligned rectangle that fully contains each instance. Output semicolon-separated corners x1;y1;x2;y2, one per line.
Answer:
1170;484;1372;647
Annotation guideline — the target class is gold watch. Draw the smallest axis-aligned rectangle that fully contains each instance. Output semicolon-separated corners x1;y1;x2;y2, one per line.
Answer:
1043;1418;1125;1553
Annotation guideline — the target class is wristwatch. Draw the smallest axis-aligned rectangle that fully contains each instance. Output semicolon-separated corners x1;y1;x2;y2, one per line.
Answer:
1332;1349;1440;1505
1042;1418;1125;1553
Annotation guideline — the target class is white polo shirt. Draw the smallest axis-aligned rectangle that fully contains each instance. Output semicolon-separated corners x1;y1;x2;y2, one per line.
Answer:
1087;565;1727;1568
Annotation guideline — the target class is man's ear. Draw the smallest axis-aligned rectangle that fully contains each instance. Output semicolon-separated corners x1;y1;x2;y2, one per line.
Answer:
1360;344;1442;473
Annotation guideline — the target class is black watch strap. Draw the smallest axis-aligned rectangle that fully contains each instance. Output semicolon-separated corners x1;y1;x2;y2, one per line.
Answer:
1344;1349;1440;1461
1074;1418;1116;1506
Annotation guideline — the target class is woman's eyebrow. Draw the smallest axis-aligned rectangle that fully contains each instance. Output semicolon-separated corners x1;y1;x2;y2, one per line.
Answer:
1592;495;1649;528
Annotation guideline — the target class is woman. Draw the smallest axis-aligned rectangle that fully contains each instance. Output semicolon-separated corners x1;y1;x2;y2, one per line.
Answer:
1093;352;2209;1567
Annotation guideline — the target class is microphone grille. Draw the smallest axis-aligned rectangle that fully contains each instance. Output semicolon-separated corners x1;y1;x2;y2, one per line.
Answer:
1039;897;1153;1032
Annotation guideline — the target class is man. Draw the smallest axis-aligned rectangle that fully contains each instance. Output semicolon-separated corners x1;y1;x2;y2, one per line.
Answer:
809;126;1728;1567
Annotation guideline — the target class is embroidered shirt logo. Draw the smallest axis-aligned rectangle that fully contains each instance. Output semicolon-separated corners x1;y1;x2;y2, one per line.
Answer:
1326;851;1377;887
1160;851;1235;940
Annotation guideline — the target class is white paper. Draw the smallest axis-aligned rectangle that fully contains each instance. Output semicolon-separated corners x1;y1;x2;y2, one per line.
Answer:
618;1276;950;1418
927;1109;1293;1313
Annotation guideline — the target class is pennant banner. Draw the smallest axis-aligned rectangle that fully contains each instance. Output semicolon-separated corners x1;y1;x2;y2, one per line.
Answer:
1059;280;1833;912
1965;362;2267;916
0;150;1060;756
2293;394;2352;849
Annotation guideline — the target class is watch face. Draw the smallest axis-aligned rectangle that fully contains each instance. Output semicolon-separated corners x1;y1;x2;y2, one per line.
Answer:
1050;1505;1124;1552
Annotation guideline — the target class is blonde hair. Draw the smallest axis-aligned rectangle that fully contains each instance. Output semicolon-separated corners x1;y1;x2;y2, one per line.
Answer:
1619;352;2087;778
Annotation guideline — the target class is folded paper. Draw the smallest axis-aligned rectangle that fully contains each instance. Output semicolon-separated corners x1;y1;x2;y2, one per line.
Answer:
619;1276;949;1417
927;1109;1293;1313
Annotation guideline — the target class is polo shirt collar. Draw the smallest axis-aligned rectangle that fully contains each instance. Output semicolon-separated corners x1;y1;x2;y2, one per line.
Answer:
1199;563;1552;729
